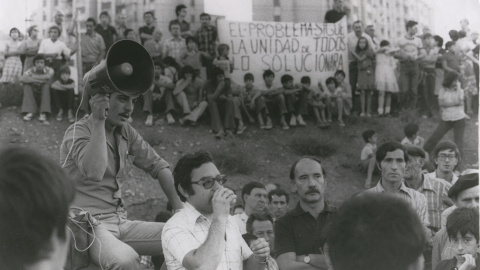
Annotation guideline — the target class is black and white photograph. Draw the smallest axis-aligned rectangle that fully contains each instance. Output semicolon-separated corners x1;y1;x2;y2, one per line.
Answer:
0;0;478;269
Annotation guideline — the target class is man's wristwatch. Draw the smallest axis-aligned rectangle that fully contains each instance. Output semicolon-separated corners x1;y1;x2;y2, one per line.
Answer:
303;254;311;264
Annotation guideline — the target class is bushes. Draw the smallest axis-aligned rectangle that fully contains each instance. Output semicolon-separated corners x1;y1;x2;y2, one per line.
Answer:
288;135;338;157
210;147;255;175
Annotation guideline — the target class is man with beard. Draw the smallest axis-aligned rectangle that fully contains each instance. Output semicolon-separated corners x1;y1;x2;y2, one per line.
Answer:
234;181;268;234
275;157;336;269
162;151;270;270
60;92;183;269
268;188;289;219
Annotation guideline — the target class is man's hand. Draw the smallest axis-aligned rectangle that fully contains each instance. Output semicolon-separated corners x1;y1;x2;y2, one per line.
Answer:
212;187;236;220
250;238;270;260
459;254;476;270
89;94;109;121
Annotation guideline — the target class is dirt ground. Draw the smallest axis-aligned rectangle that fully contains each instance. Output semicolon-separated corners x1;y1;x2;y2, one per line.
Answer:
0;100;478;222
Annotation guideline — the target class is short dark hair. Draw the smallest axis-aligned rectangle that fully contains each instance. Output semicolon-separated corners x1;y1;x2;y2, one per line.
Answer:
433;140;460;159
59;65;71;75
217;43;229;55
458;30;467;39
268;188;290;204
380;40;390;47
445;41;455;50
263;69;275;79
446;207;479;243
334;70;346;78
99;11;110;18
242;182;266;203
300;76;311;84
179;65;197;81
173;151;214;202
404;123;419;138
200;13;211;20
48;25;61;35
449;30;459;41
86;17;96;25
246;212;274;235
326;77;338;88
144;11;154;18
280;74;293;85
0;147;75;269
375;141;409;164
442;72;458;88
185;36;198;46
355;36;370;52
326;193;425;270
433;35;444;47
423;33;433;40
405;20;418;31
169;21;181;31
123;28;134;38
289;156;326;181
362;130;376;143
244;73;254;81
9;27;20;36
175;4;187;16
33;54;45;64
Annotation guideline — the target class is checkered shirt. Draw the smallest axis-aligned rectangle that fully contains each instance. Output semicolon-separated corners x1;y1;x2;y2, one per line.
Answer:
162;202;252;270
195;25;217;57
163;37;186;60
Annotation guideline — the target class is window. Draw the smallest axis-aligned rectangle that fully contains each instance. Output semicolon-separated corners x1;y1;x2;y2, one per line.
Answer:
101;2;111;10
274;15;281;22
353;6;359;14
191;15;195;23
273;0;280;7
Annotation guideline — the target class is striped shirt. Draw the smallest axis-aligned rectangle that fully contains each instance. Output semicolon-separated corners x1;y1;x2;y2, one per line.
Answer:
162;202;252;270
163;37;186;60
405;174;453;231
364;180;430;227
425;171;459;185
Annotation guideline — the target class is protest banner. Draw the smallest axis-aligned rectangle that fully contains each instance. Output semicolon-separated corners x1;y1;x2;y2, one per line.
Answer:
217;18;348;88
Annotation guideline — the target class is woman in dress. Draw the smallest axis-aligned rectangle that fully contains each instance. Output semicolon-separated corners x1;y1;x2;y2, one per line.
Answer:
0;28;23;83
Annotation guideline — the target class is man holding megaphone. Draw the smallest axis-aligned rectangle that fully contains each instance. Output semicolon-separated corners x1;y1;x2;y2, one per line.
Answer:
60;40;183;269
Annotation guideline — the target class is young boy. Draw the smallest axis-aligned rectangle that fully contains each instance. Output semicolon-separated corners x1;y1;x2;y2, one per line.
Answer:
259;70;289;130
325;77;345;126
334;70;353;115
281;74;308;127
20;55;54;125
402;123;426;147
163;21;186;65
143;62;175;126
435;207;479;270
237;73;273;130
51;66;75;123
301;76;330;128
360;129;378;188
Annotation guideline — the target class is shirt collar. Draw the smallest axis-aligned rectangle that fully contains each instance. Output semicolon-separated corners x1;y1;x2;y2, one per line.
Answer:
182;202;208;229
290;201;332;217
374;180;410;193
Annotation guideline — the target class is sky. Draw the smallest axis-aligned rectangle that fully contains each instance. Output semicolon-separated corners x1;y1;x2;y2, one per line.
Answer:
0;0;479;38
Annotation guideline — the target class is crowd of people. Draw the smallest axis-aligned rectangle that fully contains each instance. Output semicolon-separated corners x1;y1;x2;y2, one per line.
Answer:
0;1;479;270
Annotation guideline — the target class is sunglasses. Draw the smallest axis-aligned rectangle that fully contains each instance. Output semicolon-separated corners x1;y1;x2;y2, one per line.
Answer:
191;174;227;189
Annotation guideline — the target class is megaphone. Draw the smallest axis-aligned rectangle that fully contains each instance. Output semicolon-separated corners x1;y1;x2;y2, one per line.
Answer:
83;39;154;96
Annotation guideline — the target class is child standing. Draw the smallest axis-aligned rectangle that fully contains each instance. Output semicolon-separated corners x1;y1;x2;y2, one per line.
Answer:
360;129;377;189
0;28;23;83
213;44;234;79
51;66;75;123
334;70;353;117
375;40;399;116
353;37;375;117
238;73;273;130
325;77;344;126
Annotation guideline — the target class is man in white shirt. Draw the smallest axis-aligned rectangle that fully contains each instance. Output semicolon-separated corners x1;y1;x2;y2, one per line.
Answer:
162;151;270;270
38;25;70;78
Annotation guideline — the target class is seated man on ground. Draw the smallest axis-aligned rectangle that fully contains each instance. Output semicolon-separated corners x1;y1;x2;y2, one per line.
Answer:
51;65;75;123
258;69;289;130
435;207;479;270
334;70;353;116
60;88;183;269
0;146;75;269
20;54;54;125
162;151;270;269
281;74;308;127
360;129;377;188
240;73;272;130
326;193;426;270
301;76;330;128
325;77;346;126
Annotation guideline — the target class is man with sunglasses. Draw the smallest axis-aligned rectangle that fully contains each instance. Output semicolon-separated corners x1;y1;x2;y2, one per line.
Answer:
425;141;460;185
162;151;270;270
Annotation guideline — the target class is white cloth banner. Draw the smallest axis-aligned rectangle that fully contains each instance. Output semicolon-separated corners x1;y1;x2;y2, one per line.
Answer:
217;18;349;88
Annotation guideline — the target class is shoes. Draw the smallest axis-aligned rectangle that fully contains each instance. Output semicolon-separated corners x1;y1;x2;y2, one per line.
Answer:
366;113;372;118
360;112;365;117
236;125;246;135
166;113;175;124
297;115;306;126
56;110;63;121
265;117;273;130
23;113;33;121
67;110;75;123
215;130;225;139
289;116;297;127
39;113;47;122
281;121;290;130
225;130;234;138
145;114;153;126
338;119;345;127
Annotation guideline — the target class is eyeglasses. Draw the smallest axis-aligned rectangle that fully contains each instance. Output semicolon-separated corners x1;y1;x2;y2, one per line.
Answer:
437;154;457;161
191;174;227;189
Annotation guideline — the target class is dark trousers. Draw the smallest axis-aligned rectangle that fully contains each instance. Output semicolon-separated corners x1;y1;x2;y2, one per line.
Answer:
285;92;309;115
424;118;465;155
419;68;437;117
349;61;360;114
22;83;51;114
52;89;75;112
207;96;236;132
399;61;420;110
